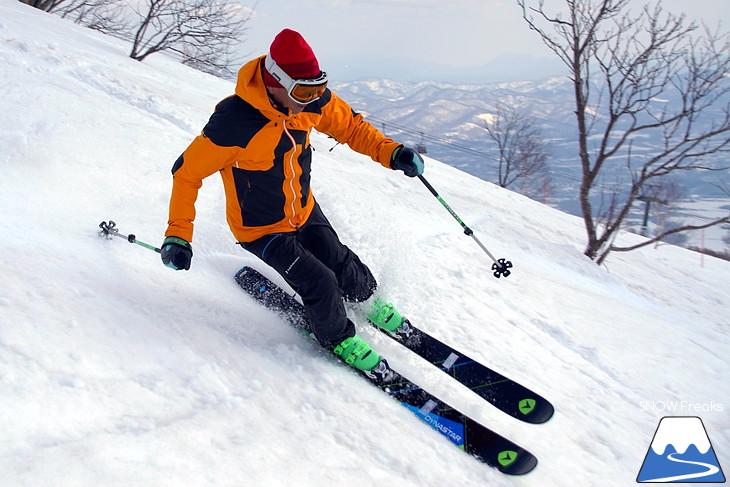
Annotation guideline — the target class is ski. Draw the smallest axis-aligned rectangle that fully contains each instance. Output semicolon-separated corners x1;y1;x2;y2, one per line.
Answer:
234;266;538;475
365;303;554;424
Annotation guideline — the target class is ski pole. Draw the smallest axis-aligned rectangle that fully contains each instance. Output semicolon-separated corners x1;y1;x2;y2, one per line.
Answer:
417;174;513;278
98;220;161;253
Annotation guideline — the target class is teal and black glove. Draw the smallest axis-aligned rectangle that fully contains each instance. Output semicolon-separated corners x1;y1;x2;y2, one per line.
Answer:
391;146;425;177
160;236;193;271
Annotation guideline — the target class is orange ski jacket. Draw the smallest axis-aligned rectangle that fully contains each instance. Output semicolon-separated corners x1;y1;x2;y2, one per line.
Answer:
165;55;401;244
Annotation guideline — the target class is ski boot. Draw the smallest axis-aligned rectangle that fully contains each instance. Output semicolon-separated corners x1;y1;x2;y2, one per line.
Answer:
333;334;381;371
367;299;413;340
332;334;392;381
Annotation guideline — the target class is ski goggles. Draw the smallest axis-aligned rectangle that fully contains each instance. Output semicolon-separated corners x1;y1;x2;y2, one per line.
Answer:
265;55;328;104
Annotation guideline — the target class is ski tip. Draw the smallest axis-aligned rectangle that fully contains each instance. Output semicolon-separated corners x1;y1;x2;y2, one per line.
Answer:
519;400;555;424
504;453;538;475
493;448;538;475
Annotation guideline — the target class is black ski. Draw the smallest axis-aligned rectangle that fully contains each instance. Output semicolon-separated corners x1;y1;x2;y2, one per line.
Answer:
365;308;554;424
234;266;538;475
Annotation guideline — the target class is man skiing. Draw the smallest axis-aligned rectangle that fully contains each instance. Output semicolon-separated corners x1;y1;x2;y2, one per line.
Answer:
160;28;424;376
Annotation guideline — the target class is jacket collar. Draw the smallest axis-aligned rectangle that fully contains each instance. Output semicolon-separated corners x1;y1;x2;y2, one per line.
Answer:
235;55;289;119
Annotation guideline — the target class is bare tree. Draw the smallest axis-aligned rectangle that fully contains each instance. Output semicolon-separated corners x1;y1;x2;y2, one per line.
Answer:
517;0;730;264
179;38;240;79
19;0;66;11
54;0;130;38
129;0;251;75
484;103;551;193
21;0;251;78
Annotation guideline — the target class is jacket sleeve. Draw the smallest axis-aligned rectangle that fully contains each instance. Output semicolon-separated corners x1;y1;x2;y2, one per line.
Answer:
315;90;401;168
165;134;235;242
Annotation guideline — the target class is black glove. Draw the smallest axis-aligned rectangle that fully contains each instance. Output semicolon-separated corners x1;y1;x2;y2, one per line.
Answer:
391;146;425;177
160;236;193;271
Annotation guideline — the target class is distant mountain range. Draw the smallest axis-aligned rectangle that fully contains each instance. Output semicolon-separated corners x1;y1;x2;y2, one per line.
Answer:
326;53;566;85
330;76;729;238
328;75;729;253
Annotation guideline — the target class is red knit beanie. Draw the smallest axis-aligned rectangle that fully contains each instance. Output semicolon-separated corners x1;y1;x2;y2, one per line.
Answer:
263;29;321;87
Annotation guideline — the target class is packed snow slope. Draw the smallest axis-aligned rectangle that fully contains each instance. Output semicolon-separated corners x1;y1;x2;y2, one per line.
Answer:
1;3;728;486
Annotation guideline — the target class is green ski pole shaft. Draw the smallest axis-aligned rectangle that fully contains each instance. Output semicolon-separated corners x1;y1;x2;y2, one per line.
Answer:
98;221;161;253
417;175;512;278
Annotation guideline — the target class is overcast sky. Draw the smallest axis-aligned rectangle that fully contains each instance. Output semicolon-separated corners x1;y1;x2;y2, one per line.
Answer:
242;0;728;80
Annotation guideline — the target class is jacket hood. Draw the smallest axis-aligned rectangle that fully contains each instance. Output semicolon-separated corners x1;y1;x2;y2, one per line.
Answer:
235;55;283;120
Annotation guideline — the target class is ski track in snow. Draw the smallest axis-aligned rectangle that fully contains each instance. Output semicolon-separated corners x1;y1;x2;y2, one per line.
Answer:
1;3;729;486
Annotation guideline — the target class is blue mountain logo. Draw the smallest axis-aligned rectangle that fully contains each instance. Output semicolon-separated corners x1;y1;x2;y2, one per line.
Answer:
637;416;726;483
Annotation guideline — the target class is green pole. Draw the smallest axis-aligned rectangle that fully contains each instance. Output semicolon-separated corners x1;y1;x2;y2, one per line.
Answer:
98;221;161;253
417;175;512;278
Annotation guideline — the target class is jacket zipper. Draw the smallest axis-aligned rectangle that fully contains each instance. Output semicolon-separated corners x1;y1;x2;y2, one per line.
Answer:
282;121;298;229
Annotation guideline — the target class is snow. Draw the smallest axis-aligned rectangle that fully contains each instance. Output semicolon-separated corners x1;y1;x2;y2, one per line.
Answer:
1;2;729;486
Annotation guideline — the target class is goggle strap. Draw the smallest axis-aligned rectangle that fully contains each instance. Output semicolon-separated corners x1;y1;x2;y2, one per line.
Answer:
264;54;328;104
265;55;327;87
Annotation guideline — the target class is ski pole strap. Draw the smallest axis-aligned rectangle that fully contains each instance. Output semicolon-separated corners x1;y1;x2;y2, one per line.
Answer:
416;175;513;278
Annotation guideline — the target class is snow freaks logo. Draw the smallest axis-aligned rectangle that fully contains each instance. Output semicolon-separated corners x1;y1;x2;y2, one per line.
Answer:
637;416;726;483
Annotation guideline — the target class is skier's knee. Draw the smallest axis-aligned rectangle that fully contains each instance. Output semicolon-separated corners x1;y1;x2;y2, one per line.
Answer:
341;267;377;303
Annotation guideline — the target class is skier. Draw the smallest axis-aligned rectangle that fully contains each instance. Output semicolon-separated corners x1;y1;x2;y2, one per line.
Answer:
160;28;424;376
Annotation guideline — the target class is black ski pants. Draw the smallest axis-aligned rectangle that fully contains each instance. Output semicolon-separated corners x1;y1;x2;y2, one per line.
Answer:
240;203;377;348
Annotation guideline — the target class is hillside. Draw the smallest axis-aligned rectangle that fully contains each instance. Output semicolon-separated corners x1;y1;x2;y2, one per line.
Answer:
1;3;728;486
